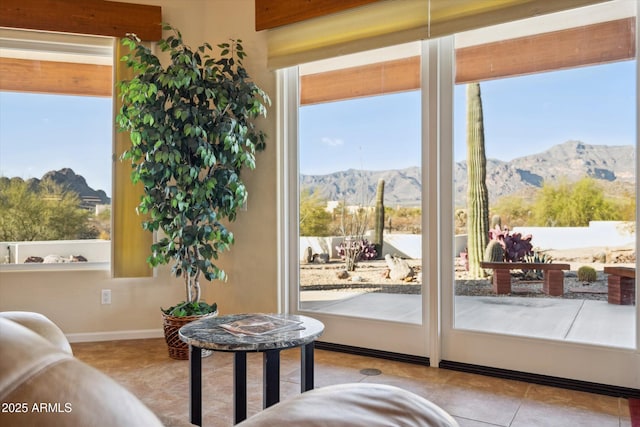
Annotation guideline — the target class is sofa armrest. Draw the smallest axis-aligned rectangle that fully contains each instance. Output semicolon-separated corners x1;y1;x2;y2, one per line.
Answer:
238;383;459;426
0;312;72;355
0;317;164;427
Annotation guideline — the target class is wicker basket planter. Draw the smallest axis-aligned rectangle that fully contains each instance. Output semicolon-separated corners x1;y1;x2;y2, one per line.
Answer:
162;310;218;360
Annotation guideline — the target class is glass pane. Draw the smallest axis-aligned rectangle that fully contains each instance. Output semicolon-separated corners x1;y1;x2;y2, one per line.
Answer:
452;4;636;348
297;42;423;323
0;91;111;264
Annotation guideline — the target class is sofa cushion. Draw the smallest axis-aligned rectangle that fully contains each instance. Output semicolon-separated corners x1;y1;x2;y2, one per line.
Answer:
0;317;164;427
237;382;458;426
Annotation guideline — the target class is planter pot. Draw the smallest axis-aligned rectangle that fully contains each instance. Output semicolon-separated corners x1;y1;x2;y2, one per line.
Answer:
161;310;218;360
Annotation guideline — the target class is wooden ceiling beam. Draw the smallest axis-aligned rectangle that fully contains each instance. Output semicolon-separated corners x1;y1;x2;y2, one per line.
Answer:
255;0;380;31
0;0;162;41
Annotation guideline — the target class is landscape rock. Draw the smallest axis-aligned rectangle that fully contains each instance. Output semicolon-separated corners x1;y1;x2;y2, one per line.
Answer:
312;253;330;264
304;247;313;263
43;255;68;263
592;251;607;263
336;270;349;280
384;254;414;281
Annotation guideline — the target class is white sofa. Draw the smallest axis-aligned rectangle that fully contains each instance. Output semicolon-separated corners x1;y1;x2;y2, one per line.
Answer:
1;311;458;427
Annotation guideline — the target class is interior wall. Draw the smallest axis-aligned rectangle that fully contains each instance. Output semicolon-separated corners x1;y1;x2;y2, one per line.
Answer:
0;0;279;337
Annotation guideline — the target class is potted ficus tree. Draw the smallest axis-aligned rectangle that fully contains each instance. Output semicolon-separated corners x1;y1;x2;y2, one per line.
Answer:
117;25;269;359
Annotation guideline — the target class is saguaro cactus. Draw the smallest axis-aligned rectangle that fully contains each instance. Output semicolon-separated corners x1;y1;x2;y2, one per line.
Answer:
373;179;385;257
466;83;490;278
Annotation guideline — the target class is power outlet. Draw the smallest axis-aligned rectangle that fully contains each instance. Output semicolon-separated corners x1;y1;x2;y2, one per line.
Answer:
101;289;112;305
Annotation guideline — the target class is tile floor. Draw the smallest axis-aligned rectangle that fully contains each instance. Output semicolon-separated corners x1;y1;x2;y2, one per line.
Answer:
72;338;632;427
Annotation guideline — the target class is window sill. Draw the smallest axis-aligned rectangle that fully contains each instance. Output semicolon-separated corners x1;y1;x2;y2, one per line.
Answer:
0;262;110;273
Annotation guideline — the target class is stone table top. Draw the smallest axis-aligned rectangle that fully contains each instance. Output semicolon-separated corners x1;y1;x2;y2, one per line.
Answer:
179;313;324;352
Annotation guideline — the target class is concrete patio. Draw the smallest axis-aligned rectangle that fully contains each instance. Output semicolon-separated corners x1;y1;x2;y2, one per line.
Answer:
300;292;636;349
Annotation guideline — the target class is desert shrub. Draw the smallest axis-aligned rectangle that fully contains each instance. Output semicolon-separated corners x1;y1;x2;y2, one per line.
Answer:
0;177;91;241
522;251;552;264
387;206;422;233
522;251;553;280
336;239;377;262
577;266;597;282
491;195;535;227
531;177;620;226
299;189;333;236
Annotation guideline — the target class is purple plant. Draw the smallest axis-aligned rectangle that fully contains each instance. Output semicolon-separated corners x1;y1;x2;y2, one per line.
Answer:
359;240;378;260
336;239;378;262
489;226;533;262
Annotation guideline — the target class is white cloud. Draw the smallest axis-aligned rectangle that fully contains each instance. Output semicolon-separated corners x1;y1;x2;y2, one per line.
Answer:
321;137;344;147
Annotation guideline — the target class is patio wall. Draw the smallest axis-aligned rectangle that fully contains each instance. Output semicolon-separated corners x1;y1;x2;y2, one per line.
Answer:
302;221;635;261
2;221;632;265
0;240;110;264
300;233;422;260
512;221;635;250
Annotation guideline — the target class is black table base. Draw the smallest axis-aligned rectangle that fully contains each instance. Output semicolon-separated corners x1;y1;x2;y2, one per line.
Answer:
188;343;317;426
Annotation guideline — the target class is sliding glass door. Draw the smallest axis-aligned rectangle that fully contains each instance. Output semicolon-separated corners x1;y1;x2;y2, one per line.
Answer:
441;0;638;388
281;42;429;356
279;0;638;389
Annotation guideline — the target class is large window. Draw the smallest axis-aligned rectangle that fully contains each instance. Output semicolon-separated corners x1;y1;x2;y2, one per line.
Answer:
280;0;638;390
451;3;636;348
0;30;113;267
296;42;423;323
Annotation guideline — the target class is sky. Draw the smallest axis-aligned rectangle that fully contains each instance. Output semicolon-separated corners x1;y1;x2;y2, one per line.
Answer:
0;60;636;196
0;92;112;195
300;60;636;175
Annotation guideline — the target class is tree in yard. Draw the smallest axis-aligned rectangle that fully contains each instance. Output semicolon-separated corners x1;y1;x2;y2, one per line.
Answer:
465;82;490;278
299;189;333;236
337;203;370;271
491;194;535;228
0;177;92;241
531;177;621;226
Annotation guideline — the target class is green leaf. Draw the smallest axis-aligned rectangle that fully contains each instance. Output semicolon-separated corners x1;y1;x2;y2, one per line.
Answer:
117;25;269;299
130;131;142;145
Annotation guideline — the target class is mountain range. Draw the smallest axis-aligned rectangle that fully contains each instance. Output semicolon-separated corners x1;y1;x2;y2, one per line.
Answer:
300;140;636;207
6;168;111;208
7;140;634;210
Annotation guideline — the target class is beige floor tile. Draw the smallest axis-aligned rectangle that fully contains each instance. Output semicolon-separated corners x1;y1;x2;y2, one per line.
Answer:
511;400;620;427
432;385;522;426
71;339;632;427
525;383;622;417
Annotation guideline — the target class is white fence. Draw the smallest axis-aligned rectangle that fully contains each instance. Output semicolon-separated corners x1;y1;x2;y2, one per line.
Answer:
512;221;635;250
303;221;635;261
2;221;634;264
300;233;422;260
0;239;110;264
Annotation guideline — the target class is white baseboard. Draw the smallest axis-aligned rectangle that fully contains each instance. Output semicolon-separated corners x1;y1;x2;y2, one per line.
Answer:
66;329;163;343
